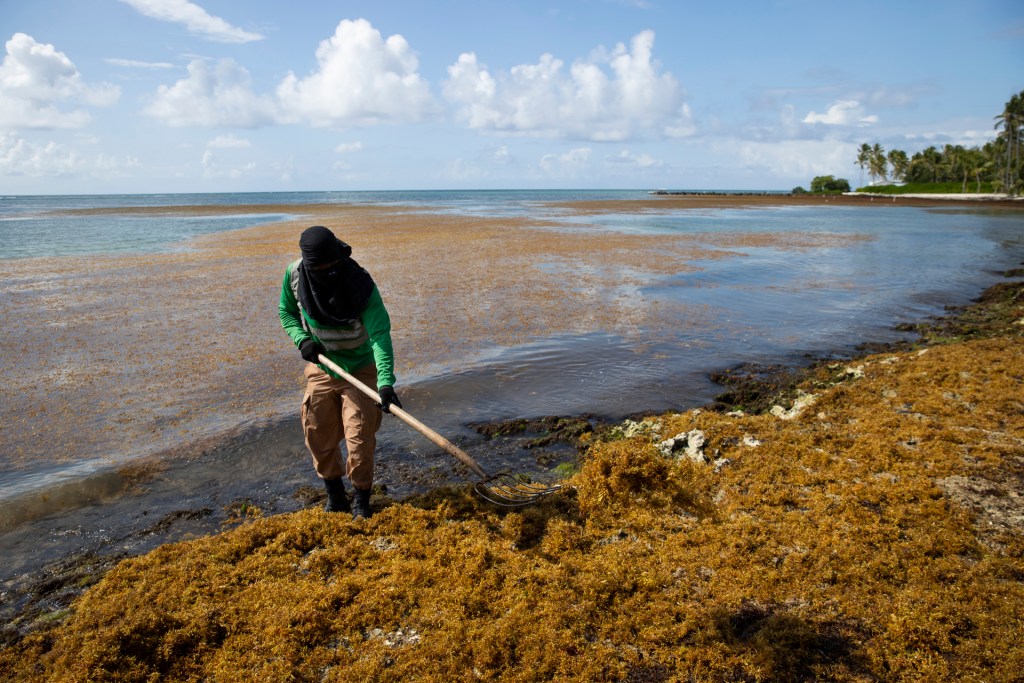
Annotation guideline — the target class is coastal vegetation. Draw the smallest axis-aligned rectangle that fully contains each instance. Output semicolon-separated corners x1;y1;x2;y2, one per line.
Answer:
853;89;1024;195
856;181;997;196
1;271;1021;680
794;175;852;195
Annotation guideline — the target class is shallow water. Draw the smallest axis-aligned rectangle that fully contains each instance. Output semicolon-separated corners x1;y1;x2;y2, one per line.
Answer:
0;209;296;259
0;190;650;258
1;194;1022;584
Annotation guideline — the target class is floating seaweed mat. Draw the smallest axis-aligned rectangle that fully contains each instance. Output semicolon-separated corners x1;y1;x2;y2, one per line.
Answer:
2;335;1023;681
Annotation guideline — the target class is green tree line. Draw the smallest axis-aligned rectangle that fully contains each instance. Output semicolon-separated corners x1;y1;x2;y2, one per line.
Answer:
854;89;1023;195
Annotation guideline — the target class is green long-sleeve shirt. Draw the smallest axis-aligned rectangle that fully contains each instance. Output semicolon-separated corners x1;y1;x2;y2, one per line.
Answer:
279;262;396;387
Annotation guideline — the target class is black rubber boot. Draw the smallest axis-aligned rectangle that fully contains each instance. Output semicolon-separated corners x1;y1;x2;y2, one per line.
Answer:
352;487;373;520
323;477;351;513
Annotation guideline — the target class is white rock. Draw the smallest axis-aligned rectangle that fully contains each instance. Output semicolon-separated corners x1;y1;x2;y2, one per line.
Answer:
657;429;708;463
684;429;706;461
770;393;817;420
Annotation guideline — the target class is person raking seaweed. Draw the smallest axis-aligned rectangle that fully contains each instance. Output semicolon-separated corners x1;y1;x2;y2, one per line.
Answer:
279;225;402;519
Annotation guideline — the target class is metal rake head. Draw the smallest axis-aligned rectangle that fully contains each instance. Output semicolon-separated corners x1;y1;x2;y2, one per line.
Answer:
473;472;563;507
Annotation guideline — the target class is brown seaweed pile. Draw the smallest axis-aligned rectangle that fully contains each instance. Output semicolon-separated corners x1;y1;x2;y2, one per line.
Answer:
2;308;1022;680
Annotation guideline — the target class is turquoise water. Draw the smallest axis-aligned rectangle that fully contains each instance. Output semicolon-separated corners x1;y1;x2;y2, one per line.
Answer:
0;210;297;259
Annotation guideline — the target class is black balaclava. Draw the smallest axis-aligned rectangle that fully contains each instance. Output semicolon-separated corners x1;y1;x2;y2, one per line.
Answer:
300;225;343;267
296;226;375;324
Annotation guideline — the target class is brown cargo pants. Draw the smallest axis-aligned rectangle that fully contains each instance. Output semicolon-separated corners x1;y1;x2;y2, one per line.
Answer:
301;362;383;489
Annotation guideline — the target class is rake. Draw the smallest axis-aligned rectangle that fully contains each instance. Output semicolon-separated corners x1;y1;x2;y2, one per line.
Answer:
317;355;562;506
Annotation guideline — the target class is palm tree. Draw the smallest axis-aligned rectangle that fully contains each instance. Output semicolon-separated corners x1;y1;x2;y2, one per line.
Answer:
966;149;991;193
851;90;1024;194
1012;92;1024;194
868;143;887;185
887;149;909;183
855;143;871;187
916;146;942;183
951;146;983;193
943;144;968;191
994;91;1024;195
994;101;1013;190
978;135;1013;192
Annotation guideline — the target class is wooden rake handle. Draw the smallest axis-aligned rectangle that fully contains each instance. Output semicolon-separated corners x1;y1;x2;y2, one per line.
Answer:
316;355;490;480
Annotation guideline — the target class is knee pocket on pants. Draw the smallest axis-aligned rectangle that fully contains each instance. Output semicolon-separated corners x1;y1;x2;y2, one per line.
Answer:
302;390;338;433
300;392;316;429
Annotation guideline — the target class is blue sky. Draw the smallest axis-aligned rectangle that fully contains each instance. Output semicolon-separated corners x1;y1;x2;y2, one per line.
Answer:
1;0;1021;194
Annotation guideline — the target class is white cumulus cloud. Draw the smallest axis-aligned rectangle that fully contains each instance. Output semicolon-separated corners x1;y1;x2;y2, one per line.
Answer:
0;132;81;175
118;0;263;43
145;58;278;127
145;20;436;129
0;33;119;130
443;30;693;141
803;100;878;127
0;131;139;178
276;18;435;127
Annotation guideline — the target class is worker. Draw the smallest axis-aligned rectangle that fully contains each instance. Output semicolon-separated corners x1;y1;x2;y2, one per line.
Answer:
279;225;401;519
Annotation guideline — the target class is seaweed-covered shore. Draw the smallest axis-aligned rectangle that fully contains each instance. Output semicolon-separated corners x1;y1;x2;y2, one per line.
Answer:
1;275;1021;681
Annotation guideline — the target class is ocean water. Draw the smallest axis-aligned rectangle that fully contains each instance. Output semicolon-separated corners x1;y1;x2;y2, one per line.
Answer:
567;203;1024;350
0;190;650;258
1;190;1022;583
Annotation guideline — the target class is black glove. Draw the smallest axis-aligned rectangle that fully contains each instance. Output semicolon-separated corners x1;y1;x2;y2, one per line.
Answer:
299;339;324;363
378;385;402;413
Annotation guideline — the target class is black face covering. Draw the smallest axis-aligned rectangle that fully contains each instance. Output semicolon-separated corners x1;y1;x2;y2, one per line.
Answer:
296;226;375;325
300;225;342;266
306;263;343;287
